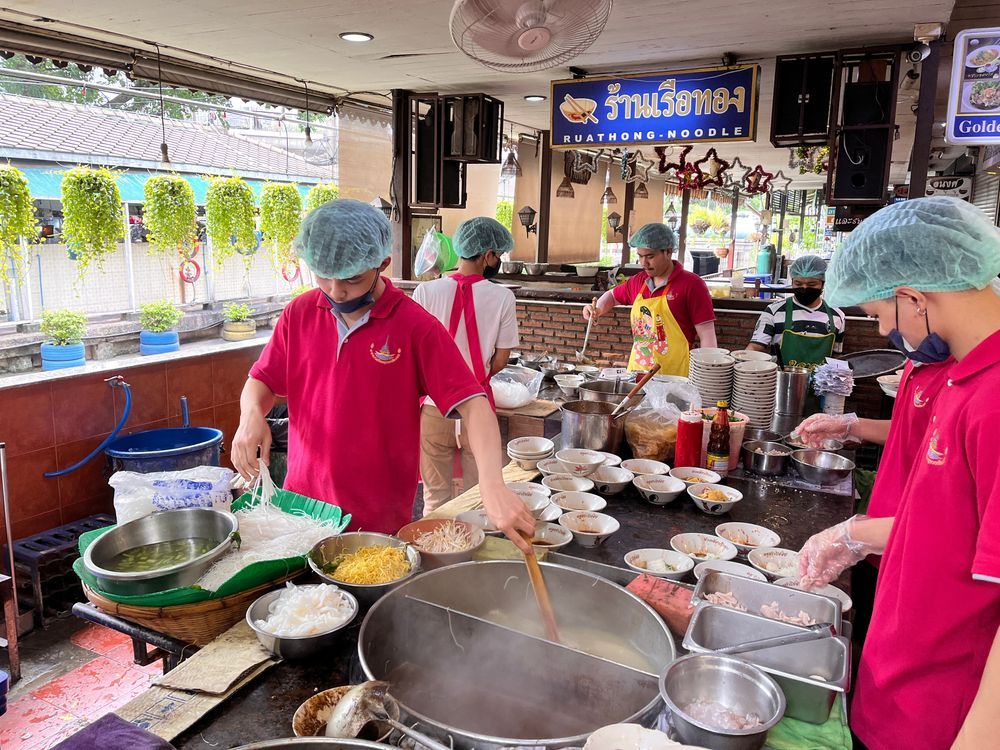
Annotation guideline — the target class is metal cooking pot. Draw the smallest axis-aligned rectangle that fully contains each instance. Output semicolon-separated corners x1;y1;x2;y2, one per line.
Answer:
83;508;238;596
741;441;792;477
232;740;396;750
560;400;626;452
579;379;646;405
358;560;675;750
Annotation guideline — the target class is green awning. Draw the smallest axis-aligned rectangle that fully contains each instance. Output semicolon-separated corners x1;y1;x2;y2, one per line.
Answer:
19;167;315;203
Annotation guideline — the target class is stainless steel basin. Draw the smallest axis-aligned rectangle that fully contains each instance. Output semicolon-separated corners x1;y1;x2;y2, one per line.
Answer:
791;450;855;486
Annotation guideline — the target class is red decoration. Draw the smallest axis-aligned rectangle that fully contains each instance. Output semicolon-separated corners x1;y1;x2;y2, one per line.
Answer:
656;145;693;176
675;162;704;190
179;259;201;283
743;165;773;195
695;148;731;189
281;261;302;282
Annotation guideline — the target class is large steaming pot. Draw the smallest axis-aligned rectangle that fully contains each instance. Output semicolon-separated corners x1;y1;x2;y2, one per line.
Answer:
358;560;676;750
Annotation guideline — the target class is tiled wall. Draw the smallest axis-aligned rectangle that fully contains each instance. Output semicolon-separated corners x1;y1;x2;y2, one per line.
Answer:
0;344;264;545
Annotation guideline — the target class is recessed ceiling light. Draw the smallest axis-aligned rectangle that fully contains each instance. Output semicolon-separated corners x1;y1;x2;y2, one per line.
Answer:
524;95;547;102
340;32;374;42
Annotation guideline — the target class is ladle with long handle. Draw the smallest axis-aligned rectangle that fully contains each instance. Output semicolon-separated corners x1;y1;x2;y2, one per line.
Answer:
575;298;597;364
519;531;560;643
610;364;661;420
714;623;835;655
369;697;454;750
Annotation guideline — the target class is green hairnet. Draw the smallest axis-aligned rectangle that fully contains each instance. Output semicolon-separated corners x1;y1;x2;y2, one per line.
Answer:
295;199;392;279
453;217;514;259
630;223;676;251
825;197;1000;307
790;254;828;280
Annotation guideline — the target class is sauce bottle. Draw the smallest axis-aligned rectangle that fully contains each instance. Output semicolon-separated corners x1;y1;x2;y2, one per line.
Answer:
706;400;731;476
675;411;703;468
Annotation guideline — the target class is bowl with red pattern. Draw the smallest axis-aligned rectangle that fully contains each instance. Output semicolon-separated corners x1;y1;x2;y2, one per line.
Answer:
555;448;606;477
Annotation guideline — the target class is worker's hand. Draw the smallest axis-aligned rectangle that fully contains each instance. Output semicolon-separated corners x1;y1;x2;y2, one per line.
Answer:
231;409;271;482
798;515;876;590
794;413;859;447
582;300;601;321
480;482;535;554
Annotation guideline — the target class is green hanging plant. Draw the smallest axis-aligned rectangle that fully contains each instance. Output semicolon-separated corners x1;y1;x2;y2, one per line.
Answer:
305;182;339;212
205;175;257;267
260;182;302;267
143;175;197;257
0;164;39;291
60;166;125;277
139;300;184;332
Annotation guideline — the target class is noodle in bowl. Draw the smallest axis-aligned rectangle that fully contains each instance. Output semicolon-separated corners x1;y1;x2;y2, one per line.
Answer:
397;519;485;570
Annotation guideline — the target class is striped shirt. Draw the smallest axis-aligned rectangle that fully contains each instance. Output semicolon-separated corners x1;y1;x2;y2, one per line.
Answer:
750;297;846;354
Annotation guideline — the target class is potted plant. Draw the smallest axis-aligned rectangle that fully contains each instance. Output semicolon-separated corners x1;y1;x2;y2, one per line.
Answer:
60;166;125;279
205;176;257;267
305;182;339;212
39;309;88;371
221;302;256;342
143;175;197;257
0;165;39;293
138;300;184;355
290;284;312;299
260;182;302;268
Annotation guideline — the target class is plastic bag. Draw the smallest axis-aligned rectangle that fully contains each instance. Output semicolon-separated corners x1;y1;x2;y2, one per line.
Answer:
110;465;236;524
413;230;459;278
491;366;544;409
625;379;702;462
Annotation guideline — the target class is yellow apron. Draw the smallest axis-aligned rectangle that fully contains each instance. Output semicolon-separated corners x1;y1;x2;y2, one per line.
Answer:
627;283;690;376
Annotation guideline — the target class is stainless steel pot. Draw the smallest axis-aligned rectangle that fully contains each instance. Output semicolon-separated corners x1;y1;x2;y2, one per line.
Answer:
743;427;782;444
790;450;856;486
501;261;524;275
232;740;396;750
358;560;675;750
83;508;238;596
579;379;646;405
245;585;358;659
741;441;792;477
775;368;810;416
560;400;626;452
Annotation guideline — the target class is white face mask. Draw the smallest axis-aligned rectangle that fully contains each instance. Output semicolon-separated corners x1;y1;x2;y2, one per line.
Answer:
991;277;1000;297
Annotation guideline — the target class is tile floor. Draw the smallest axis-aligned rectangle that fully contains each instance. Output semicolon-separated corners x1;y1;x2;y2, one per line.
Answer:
1;619;161;750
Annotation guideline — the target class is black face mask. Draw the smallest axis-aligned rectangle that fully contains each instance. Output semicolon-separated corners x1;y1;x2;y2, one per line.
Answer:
792;287;823;306
482;254;500;279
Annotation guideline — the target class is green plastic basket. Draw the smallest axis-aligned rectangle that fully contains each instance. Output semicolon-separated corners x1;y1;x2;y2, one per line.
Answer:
73;489;349;608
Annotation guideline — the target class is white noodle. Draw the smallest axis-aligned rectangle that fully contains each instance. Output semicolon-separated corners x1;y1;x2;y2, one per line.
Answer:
447;608;466;652
254;582;354;636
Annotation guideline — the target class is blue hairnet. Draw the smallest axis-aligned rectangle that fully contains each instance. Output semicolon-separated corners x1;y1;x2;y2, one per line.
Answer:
630;223;676;251
295;199;392;279
790;254;828;280
825;197;1000;307
453;217;514;259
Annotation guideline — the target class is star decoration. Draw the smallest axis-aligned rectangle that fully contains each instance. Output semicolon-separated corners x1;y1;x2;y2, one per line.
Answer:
572;149;604;176
675;162;704;190
724;157;751;188
743;164;773;194
770;170;793;193
622;149;655;184
656;144;693;175
695;148;731;189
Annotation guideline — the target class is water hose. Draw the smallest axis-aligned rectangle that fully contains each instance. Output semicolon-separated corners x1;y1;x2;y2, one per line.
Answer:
44;376;132;478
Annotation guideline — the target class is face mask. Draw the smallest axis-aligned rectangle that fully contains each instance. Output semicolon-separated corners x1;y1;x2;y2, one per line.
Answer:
792;287;823;306
482;254;500;280
888;297;951;365
324;271;380;315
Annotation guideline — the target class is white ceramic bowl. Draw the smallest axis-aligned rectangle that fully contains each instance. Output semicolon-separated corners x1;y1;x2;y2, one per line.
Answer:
694;559;767;582
775;577;853;612
556;448;606;477
730;350;774;362
584;723;681;750
877;373;902;398
531;521;573;551
542;473;595;494
555;374;586;397
536;501;563;522
687;483;743;515
575;365;600;375
456;509;501;536
715;522;781;553
748;547;801;580
551;491;607;513
591;465;635;495
507;451;553;471
537;458;563;476
670;532;738;562
734;360;779;375
623;548;695;581
515;490;551;518
620;458;670;476
598;451;623;467
558;511;620;547
506;481;551;497
669;467;723;485
507;436;556;458
633;474;686;506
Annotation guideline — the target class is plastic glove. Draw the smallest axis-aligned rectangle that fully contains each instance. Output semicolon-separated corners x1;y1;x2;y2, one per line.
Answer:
794;412;859;447
799;515;883;590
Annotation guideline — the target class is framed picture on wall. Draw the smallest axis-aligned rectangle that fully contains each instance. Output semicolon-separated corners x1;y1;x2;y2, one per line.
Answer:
411;215;442;255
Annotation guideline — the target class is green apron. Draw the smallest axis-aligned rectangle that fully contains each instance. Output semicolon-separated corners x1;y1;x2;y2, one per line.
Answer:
779;298;837;368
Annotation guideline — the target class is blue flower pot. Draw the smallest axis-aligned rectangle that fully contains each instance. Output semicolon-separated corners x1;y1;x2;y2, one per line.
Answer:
40;342;85;371
140;330;180;355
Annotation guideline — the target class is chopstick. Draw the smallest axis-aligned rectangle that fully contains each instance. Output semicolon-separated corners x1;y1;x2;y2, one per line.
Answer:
563;94;599;124
520;531;560;643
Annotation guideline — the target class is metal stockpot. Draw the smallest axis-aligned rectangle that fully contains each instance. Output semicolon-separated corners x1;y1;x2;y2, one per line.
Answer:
560;400;626;452
579;379;646;405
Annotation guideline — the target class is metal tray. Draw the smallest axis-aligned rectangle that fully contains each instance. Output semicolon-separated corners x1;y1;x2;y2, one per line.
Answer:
683;604;850;724
691;571;843;633
839;349;907;379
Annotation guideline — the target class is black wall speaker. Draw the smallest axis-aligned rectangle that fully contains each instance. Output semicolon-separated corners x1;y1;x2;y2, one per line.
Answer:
770;54;836;146
831;128;890;202
842;81;893;126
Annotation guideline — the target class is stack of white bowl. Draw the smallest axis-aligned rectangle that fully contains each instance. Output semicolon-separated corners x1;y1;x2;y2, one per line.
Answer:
506;437;555;471
688;350;736;407
731;360;779;427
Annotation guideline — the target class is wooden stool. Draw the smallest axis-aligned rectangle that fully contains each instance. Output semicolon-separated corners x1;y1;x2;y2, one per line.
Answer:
0;573;19;683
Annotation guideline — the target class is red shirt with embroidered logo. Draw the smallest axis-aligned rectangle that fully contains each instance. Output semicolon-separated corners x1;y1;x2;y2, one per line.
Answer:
610;264;715;347
852;330;1000;749
249;279;484;533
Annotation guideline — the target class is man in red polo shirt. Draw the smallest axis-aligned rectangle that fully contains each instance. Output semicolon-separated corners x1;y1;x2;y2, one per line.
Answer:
795;197;1000;749
582;223;715;376
231;199;534;550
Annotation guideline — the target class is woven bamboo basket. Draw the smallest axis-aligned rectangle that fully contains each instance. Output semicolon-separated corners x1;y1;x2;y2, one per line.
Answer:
83;573;300;646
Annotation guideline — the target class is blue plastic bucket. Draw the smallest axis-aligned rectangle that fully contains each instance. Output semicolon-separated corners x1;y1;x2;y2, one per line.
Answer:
41;342;86;371
105;427;223;473
139;330;180;355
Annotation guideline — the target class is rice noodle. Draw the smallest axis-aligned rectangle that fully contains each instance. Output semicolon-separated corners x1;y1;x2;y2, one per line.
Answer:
255;582;354;637
412;522;474;553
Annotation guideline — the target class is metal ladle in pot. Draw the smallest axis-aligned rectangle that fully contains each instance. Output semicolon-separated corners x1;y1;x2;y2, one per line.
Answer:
326;681;452;750
714;623;835;655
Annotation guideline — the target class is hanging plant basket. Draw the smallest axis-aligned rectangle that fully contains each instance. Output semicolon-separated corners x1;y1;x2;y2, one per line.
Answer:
60;166;125;278
305;182;339;212
143;175;197;258
260;182;302;269
0;164;39;292
205;176;256;267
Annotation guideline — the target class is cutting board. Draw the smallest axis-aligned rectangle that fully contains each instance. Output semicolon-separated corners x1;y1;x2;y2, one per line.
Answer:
497;399;559;419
